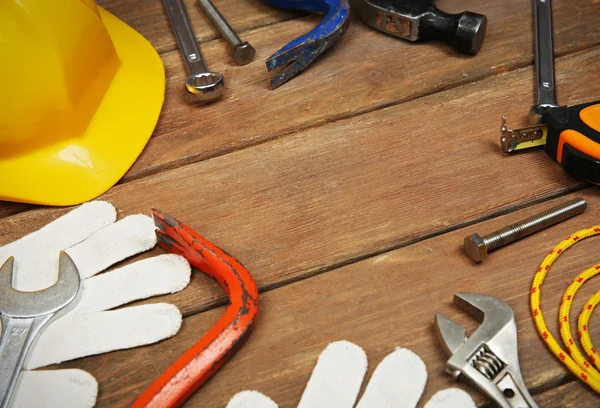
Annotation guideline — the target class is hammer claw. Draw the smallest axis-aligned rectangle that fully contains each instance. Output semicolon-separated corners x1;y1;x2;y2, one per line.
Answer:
264;0;350;88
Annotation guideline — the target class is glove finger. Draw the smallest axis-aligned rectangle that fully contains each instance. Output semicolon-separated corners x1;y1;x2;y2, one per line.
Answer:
14;369;98;408
227;391;279;408
423;389;476;408
24;303;182;370
356;348;426;408
0;201;116;291
67;214;157;279
75;254;190;313
297;341;367;408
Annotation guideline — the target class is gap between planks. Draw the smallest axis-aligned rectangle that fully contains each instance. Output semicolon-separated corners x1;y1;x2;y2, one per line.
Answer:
180;184;590;320
2;1;600;219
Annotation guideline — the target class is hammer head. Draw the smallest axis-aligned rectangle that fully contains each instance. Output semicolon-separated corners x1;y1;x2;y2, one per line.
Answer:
350;0;487;55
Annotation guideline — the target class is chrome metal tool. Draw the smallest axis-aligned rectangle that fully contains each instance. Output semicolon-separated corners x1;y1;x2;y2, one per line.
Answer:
0;253;81;408
435;293;538;408
163;0;225;100
464;198;586;263
196;0;255;65
500;0;558;153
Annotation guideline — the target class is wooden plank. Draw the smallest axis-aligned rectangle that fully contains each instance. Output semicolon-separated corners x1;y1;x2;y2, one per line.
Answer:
534;380;599;407
125;0;600;180
3;47;599;315
1;0;599;216
97;0;299;54
62;191;600;407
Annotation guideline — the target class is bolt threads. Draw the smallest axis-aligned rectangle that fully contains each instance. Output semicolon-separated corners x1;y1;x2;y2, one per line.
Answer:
482;198;587;252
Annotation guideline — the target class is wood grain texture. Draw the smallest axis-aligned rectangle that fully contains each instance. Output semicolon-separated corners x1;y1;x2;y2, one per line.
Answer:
534;380;600;407
97;0;299;54
125;0;600;181
1;0;600;405
4;48;600;317
1;0;599;217
60;191;600;407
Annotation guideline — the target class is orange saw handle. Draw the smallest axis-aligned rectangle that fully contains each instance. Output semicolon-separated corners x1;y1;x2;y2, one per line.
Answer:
131;210;259;408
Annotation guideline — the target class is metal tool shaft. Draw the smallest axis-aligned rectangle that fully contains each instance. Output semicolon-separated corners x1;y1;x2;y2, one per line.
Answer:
197;0;239;48
163;0;209;76
485;198;585;251
196;0;255;65
530;0;559;124
465;198;586;262
0;253;80;408
0;316;51;408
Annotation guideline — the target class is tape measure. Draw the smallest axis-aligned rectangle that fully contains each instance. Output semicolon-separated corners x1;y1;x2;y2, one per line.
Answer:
499;0;600;184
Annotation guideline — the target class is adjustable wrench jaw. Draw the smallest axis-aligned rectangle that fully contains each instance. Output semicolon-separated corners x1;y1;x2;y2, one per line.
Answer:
435;293;539;408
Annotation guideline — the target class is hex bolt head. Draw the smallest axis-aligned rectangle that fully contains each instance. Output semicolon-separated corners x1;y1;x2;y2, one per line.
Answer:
232;41;256;65
464;233;488;263
462;198;586;264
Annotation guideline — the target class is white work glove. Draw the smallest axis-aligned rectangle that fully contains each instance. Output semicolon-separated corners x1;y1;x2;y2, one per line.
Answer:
0;201;192;408
227;341;476;408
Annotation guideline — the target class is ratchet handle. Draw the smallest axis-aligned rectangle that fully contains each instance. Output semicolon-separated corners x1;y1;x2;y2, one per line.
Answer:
543;102;600;183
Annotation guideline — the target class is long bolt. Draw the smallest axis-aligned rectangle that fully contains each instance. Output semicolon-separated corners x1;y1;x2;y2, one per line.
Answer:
196;0;255;65
464;198;587;263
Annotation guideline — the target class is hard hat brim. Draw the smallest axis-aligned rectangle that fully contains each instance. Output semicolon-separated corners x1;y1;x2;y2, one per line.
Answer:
0;8;165;206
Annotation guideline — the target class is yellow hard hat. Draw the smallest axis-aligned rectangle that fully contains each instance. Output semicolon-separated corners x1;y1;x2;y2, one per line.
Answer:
0;0;165;206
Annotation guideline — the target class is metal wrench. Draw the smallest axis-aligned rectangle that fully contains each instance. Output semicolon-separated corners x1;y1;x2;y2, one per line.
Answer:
435;293;538;408
529;0;559;124
163;0;225;100
0;252;80;408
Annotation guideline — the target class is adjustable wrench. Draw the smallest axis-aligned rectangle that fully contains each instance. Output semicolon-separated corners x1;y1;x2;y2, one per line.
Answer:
435;293;538;408
0;253;81;408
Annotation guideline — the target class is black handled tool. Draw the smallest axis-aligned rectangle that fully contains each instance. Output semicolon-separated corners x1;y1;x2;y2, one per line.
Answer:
500;0;600;184
349;0;487;55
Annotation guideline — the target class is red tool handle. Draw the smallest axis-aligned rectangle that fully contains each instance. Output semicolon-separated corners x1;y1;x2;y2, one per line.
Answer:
132;210;259;408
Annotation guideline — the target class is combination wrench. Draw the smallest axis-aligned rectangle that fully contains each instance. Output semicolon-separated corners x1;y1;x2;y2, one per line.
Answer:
0;252;80;408
163;0;225;100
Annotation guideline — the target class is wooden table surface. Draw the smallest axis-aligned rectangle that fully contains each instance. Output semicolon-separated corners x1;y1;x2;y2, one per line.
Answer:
3;0;600;406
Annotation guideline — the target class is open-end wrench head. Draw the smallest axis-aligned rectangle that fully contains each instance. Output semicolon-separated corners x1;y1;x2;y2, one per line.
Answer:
0;252;80;318
185;72;225;100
